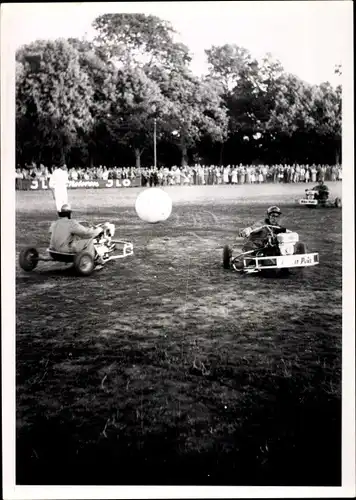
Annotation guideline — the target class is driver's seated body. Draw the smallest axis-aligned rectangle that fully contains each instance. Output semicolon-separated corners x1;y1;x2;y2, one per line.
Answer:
311;180;329;205
49;204;104;261
239;206;290;252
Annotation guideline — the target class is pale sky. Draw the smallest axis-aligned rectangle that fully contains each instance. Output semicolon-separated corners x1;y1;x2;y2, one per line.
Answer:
4;1;352;87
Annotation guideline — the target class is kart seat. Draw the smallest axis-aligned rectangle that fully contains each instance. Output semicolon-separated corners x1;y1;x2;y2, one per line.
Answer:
47;248;76;263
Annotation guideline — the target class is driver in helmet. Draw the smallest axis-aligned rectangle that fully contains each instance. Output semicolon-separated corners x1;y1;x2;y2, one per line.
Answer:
49;204;104;260
311;179;329;205
239;206;289;251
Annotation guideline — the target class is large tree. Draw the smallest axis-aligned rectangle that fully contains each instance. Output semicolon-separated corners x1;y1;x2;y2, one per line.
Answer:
205;44;262;162
66;37;117;166
150;67;228;165
92;13;192;70
92;13;227;166
104;65;167;167
205;44;260;93
206;43;342;164
16;39;94;165
263;74;342;163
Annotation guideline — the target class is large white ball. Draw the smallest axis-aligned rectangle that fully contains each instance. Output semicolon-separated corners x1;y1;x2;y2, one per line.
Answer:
135;188;172;223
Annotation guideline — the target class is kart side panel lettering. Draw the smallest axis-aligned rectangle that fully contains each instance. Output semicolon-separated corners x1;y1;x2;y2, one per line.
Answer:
293;256;313;265
299;256;313;265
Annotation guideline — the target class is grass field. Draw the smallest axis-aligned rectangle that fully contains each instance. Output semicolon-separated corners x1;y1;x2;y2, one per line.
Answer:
15;182;342;486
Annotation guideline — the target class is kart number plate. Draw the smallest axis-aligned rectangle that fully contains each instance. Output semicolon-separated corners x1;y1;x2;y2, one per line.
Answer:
299;199;318;205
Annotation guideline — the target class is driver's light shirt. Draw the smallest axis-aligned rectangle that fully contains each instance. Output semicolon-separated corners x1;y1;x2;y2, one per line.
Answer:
49;219;97;252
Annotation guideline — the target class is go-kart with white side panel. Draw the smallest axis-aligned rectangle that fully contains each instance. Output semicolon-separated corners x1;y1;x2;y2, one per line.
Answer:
223;225;319;275
18;222;134;277
298;189;342;208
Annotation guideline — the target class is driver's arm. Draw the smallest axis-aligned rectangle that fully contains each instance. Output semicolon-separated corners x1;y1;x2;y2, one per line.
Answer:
239;220;265;238
70;220;102;239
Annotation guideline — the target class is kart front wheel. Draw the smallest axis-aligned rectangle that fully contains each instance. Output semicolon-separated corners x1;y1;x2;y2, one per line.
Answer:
334;197;342;208
222;245;232;269
19;247;39;272
74;252;95;276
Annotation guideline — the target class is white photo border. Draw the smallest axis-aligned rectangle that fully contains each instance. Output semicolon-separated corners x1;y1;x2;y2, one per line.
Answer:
1;2;355;498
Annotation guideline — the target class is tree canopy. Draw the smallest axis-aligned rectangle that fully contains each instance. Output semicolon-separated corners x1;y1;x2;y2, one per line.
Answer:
16;14;342;167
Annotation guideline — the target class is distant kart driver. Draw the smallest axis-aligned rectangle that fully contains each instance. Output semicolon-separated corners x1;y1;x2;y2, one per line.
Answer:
238;206;290;251
311;180;329;205
49;204;109;263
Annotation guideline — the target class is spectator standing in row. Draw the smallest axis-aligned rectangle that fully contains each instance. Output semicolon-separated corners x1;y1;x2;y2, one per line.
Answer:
49;164;69;216
305;167;310;183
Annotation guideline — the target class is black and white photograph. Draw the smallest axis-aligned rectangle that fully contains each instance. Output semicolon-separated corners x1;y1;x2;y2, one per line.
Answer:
1;1;355;498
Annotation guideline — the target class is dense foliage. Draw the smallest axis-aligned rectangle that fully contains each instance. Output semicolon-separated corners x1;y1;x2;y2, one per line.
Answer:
16;14;342;167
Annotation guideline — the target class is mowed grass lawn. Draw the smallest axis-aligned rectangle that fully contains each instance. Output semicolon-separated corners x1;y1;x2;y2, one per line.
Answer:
15;183;342;486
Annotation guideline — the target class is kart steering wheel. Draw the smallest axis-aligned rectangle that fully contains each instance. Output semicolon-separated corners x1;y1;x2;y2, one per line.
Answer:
263;224;283;230
257;225;285;246
250;224;283;234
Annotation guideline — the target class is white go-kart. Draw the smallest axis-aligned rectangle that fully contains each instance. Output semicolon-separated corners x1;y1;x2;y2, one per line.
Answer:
19;222;134;277
223;225;319;275
298;189;342;208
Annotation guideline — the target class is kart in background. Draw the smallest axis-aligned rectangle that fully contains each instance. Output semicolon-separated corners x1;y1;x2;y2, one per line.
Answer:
18;222;134;277
223;225;319;275
298;189;342;208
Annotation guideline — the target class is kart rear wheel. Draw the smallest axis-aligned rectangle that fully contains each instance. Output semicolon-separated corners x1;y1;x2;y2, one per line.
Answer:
294;242;307;254
222;245;232;269
74;252;95;276
19;247;39;272
289;242;308;276
335;197;342;208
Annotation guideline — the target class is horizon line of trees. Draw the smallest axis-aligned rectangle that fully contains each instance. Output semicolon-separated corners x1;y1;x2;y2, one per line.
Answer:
16;13;342;169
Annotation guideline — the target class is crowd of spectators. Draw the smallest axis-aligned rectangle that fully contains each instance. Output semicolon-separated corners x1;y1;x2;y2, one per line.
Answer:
16;162;343;187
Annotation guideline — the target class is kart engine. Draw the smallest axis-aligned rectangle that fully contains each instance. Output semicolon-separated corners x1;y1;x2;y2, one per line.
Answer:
102;222;115;238
305;190;317;200
277;232;299;256
96;223;116;247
